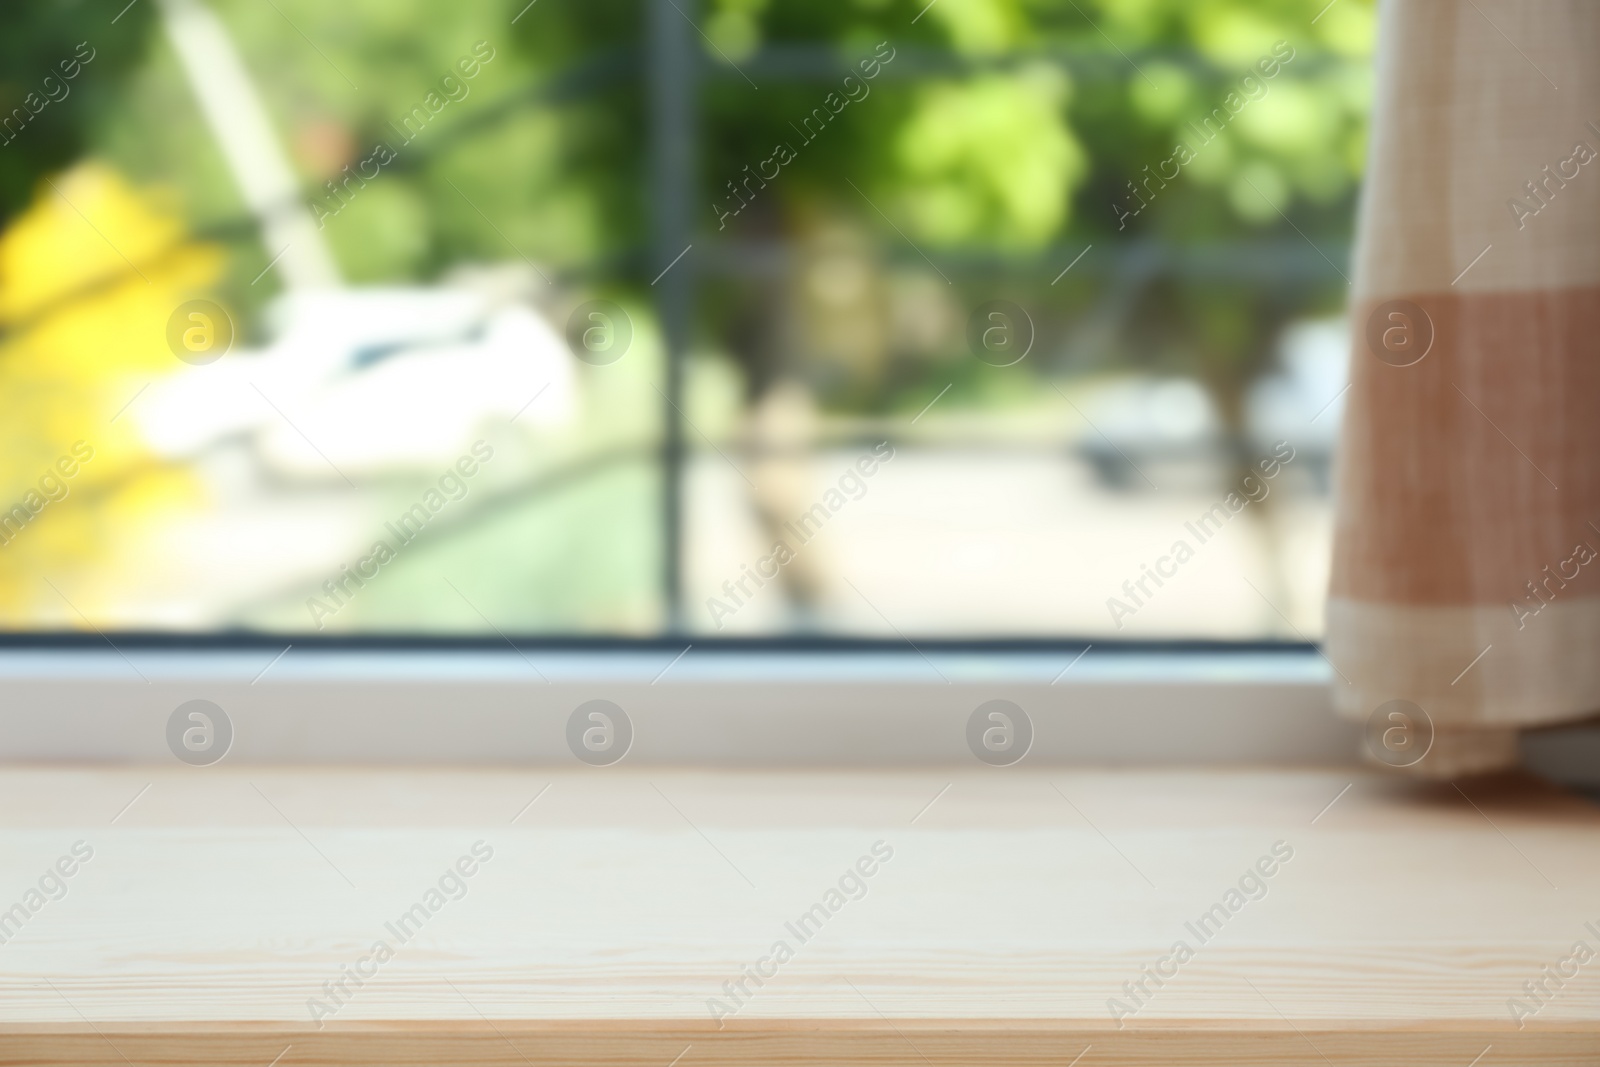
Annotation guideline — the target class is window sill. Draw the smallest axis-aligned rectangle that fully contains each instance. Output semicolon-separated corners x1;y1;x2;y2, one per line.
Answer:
1;765;1596;1066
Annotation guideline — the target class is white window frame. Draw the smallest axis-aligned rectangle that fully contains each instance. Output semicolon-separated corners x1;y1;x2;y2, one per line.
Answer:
2;645;1591;785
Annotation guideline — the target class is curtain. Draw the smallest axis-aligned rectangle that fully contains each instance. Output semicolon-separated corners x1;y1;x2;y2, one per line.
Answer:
1329;0;1600;776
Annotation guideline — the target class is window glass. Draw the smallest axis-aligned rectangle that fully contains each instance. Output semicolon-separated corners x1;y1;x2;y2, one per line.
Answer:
0;0;1371;638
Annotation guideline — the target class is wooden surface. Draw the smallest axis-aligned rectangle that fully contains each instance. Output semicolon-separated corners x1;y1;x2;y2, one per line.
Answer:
1;766;1598;1066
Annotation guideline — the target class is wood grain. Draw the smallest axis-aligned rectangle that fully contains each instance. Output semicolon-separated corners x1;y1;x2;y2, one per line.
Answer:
0;766;1597;1066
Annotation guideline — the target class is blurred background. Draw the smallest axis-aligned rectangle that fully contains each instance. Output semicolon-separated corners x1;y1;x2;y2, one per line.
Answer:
0;0;1369;639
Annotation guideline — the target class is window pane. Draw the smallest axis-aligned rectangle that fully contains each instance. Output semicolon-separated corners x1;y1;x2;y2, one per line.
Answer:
0;0;1370;639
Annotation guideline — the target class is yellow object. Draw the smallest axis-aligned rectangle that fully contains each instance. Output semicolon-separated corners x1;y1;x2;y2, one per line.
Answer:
0;163;223;626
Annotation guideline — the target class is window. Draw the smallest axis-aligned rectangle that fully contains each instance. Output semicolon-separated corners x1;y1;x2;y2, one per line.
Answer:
0;0;1371;640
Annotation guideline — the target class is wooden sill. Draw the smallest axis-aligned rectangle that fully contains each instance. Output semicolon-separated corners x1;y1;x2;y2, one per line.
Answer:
1;767;1596;1066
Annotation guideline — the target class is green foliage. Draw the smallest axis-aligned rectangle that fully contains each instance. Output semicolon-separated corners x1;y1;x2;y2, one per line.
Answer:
9;0;1374;415
0;0;156;222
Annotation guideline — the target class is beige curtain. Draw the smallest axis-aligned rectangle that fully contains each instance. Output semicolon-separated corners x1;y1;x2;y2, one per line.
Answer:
1329;0;1600;776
